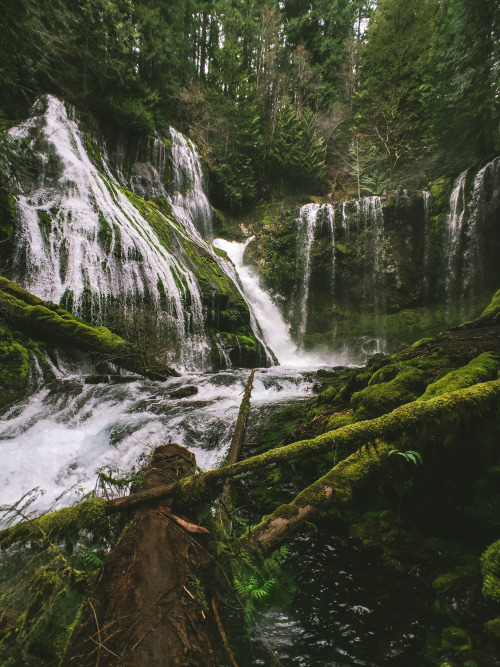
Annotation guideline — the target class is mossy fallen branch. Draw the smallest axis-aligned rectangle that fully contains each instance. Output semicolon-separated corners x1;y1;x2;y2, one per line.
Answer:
239;440;392;555
0;497;109;549
76;378;500;518
174;379;500;509
0;277;180;378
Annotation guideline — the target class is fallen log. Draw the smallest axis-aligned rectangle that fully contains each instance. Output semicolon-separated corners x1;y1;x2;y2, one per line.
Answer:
63;444;219;666
217;370;255;519
239;441;392;556
226;370;255;467
100;379;500;516
173;378;500;508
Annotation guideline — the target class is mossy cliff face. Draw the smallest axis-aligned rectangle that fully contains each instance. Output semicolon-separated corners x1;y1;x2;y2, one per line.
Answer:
0;276;182;410
0;96;264;371
247;161;500;355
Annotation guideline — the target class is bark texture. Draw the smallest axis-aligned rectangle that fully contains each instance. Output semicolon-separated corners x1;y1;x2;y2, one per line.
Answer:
63;444;219;666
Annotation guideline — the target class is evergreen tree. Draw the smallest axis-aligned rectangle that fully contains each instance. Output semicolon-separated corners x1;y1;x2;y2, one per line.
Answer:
356;0;437;188
269;103;325;187
429;0;500;167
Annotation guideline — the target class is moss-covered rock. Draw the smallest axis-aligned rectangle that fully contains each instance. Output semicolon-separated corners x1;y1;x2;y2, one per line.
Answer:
0;276;180;398
0;324;32;408
351;365;431;420
420;352;500;401
481;540;500;602
481;288;500;317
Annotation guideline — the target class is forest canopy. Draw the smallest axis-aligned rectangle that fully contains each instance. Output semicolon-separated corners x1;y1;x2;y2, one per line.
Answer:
1;0;499;207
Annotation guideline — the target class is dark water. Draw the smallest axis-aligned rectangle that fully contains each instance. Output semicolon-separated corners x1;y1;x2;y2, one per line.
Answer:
228;532;430;667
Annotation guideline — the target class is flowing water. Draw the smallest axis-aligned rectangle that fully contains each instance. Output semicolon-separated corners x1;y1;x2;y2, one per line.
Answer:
213;237;350;368
0;363;318;515
243;533;429;667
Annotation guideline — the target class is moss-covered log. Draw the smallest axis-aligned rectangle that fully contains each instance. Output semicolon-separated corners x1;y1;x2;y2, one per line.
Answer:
78;378;500;520
240;441;392;556
0;277;180;378
226;370;255;467
217;369;255;518
173;379;500;509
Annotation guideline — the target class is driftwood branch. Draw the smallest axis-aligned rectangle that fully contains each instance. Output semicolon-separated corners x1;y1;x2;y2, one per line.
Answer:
218;370;255;517
105;482;178;514
239;441;391;556
173;379;500;509
227;370;255;467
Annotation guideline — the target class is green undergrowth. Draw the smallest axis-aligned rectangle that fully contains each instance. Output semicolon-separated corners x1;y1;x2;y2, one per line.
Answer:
204;506;296;635
0;495;125;665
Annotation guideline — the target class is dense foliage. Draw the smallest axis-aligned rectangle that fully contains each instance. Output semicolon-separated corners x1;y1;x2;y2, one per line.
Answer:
0;0;498;207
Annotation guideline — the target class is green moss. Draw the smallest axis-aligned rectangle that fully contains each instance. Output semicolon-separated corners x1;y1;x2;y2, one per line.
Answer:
429;175;452;212
352;365;430;420
85;132;104;171
218;332;256;353
97;211;113;251
440;627;472;655
485;617;500;638
324;411;356;432
420;353;500;401
0;326;31;408
481;289;500;317
37;209;52;242
0;497;109;549
170;264;188;292
0;277;178;382
481;539;500;602
0;170;16;244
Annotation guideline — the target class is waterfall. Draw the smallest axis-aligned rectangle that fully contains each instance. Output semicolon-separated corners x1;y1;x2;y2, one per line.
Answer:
168;128;214;241
296;204;321;344
214;238;297;365
326;205;336;294
361;196;385;301
464;157;500;297
213;237;348;367
339;195;385;313
6;96;215;369
422;190;432;298
422;190;431;215
443;170;468;303
3;95;275;371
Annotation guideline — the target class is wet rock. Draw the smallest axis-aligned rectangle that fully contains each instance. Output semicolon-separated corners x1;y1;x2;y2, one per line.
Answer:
84;374;110;384
169;385;199;399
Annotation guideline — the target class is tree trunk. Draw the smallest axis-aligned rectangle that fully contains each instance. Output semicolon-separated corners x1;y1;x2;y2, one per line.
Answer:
217;370;255;520
63;445;219;666
173;379;500;509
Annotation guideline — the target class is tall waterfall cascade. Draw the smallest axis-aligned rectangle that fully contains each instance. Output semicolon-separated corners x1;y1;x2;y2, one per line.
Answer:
168;128;214;241
3;96;265;370
292;197;386;354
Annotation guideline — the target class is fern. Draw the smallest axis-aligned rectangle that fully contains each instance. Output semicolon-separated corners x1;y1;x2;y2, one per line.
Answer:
235;575;275;601
388;449;423;466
